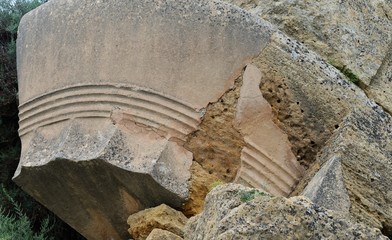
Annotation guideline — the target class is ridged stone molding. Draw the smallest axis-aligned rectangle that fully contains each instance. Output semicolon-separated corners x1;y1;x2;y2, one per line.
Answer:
13;0;303;239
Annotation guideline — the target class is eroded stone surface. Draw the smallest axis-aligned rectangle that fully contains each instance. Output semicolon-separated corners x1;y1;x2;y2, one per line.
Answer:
224;0;392;85
15;0;278;239
234;64;304;196
302;156;351;214
367;41;392;114
252;31;373;172
185;184;387;240
146;229;183;240
14;119;192;240
313;104;392;235
127;204;187;240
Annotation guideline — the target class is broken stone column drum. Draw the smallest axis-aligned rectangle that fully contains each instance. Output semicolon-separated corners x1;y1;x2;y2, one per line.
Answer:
14;0;302;239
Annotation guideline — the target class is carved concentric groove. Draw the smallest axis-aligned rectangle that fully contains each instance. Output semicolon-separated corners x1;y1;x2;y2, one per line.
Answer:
238;139;301;196
241;151;290;195
19;84;201;137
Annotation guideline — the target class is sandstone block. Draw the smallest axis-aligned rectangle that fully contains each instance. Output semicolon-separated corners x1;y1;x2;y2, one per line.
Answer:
367;41;392;114
308;104;392;236
185;184;387;239
234;64;304;196
127;204;187;240
14;0;279;239
224;0;392;85
146;229;183;240
302;156;350;213
251;30;374;173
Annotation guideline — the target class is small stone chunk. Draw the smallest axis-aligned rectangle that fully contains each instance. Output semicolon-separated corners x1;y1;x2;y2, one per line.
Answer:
127;204;188;240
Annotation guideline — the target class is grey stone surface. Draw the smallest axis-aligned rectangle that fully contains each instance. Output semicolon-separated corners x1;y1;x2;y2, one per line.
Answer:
224;0;392;85
146;229;183;240
313;104;392;234
127;204;187;240
15;0;278;239
367;41;392;114
14;119;192;240
302;156;350;213
251;30;373;170
185;184;387;240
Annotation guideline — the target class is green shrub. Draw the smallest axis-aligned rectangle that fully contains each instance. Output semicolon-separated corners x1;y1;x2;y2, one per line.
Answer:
240;189;265;202
328;60;360;84
0;186;52;240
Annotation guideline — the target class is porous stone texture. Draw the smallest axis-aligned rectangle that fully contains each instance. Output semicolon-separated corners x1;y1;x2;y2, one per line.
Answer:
146;229;183;240
367;41;392;114
302;156;351;214
224;0;392;85
234;64;304;196
185;184;387;240
252;31;373;171
312;104;392;236
182;162;221;217
14;119;192;240
15;0;284;239
127;204;187;240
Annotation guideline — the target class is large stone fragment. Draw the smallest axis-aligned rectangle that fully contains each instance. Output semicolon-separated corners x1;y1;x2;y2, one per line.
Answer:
234;64;303;196
14;0;278;239
307;104;392;236
185;184;387;239
367;41;392;114
127;204;187;240
251;31;373;172
302;156;351;213
146;229;183;240
224;0;392;85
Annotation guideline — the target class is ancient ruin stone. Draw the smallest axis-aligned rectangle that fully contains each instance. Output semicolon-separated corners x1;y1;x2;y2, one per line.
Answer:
234;64;303;196
185;184;387;240
14;0;291;239
224;0;392;85
367;41;392;114
307;104;392;236
127;204;187;240
251;31;374;172
146;229;183;240
302;156;351;214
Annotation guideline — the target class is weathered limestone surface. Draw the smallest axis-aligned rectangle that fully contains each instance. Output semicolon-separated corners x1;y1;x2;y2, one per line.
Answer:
224;0;392;85
146;229;183;240
234;64;303;196
185;184;387;240
16;0;392;238
251;31;373;171
305;104;392;235
302;156;351;214
367;42;392;114
15;0;298;239
127;204;187;240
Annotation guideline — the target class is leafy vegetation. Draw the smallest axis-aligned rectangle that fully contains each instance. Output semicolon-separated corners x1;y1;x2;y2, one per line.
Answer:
328;60;360;84
0;186;53;240
240;189;265;202
0;0;85;239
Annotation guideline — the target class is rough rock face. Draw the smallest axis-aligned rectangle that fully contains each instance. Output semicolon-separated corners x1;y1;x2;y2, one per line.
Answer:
127;204;187;240
146;229;183;240
302;156;351;214
224;0;392;85
15;0;392;238
304;104;392;236
367;42;392;114
185;184;387;240
14;0;304;238
234;64;303;196
252;30;372;170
